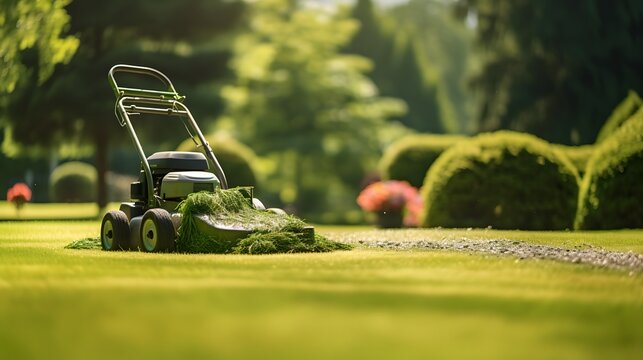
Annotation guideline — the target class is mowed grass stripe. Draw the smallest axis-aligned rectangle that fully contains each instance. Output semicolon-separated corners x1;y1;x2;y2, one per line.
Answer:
1;288;628;360
0;221;641;359
1;244;640;306
0;283;640;360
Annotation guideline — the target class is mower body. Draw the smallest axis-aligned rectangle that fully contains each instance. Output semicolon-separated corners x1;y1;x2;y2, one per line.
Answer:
101;64;271;252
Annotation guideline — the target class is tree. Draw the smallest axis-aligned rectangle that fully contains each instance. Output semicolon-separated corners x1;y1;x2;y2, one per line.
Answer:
345;0;457;133
4;0;244;208
457;0;643;144
389;0;476;132
0;0;78;95
221;0;406;215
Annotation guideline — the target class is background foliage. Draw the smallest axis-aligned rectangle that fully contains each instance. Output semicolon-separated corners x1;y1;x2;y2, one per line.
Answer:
1;0;641;227
0;0;78;95
456;0;643;144
220;0;405;218
345;0;457;133
3;0;244;207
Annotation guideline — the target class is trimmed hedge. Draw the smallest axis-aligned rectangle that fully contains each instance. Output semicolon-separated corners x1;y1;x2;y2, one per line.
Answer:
176;134;257;188
49;161;97;203
553;144;594;176
595;90;642;143
379;134;467;187
420;131;580;230
575;107;643;230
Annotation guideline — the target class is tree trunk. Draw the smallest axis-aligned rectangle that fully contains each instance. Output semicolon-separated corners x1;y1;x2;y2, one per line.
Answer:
95;126;108;210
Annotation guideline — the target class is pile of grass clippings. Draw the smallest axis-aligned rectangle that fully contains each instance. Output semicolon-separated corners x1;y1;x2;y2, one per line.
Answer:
65;189;352;254
176;189;352;254
65;237;101;250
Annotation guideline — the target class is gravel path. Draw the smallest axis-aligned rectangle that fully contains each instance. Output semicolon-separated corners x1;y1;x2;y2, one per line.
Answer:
328;230;643;273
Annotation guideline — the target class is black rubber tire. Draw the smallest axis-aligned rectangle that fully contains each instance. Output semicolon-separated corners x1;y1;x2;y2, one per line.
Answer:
140;208;176;253
101;210;130;251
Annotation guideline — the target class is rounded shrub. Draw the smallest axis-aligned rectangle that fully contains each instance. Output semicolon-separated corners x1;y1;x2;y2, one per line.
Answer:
176;134;257;188
379;134;467;187
49;161;97;203
595;90;641;143
420;131;580;230
575;107;643;230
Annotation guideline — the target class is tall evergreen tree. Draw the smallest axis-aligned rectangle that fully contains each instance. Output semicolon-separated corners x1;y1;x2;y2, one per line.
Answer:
4;0;244;207
345;0;457;133
458;0;643;144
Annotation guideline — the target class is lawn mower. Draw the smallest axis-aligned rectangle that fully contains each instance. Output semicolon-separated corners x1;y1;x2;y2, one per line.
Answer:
101;64;294;252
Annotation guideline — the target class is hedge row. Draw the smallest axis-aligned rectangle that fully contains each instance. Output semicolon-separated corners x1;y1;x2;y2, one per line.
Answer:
419;131;580;230
49;162;138;203
378;134;466;187
575;106;643;230
381;135;595;188
552;144;594;176
595;90;641;143
379;90;642;230
49;161;97;203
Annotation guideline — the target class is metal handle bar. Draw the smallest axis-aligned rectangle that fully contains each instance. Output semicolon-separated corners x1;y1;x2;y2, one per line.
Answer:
108;64;183;101
113;96;188;127
114;95;230;190
120;97;187;116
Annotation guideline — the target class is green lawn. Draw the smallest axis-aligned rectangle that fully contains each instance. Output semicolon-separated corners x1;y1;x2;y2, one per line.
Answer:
0;221;641;359
0;201;121;220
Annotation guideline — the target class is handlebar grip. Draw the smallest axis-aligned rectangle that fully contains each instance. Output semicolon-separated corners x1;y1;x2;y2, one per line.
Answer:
108;64;180;99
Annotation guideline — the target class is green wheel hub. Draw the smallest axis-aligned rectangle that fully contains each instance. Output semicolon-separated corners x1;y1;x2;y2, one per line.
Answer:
102;220;114;249
142;218;158;252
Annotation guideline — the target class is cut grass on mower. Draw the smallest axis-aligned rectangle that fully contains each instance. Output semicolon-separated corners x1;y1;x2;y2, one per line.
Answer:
177;189;350;254
67;189;352;254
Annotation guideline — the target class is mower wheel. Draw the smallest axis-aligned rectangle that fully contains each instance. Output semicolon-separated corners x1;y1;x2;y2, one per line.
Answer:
141;208;176;253
101;210;130;251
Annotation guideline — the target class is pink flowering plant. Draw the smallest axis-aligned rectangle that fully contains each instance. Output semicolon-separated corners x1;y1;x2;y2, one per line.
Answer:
7;183;32;213
357;180;423;227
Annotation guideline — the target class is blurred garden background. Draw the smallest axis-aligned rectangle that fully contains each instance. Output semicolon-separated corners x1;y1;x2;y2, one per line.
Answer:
1;0;642;229
2;2;643;359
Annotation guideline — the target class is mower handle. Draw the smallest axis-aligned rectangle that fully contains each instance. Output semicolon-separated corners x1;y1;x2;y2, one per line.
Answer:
109;64;230;204
108;64;184;101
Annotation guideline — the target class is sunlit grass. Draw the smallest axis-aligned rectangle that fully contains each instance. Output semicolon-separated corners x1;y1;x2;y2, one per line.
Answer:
0;221;641;359
0;201;121;220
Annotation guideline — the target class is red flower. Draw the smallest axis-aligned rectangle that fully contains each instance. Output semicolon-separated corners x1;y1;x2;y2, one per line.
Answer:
357;180;423;226
7;183;32;209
